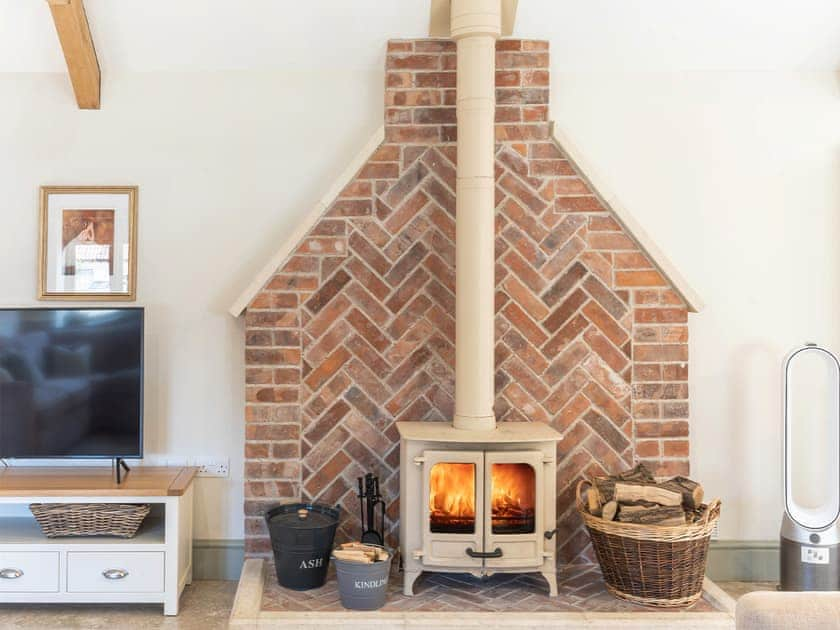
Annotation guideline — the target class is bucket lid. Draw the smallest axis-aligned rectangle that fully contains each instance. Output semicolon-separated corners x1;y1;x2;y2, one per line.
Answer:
265;503;339;530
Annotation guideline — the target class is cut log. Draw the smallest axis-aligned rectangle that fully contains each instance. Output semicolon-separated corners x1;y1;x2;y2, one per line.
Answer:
587;486;603;516
685;507;703;524
333;550;373;563
616;463;656;483
616;505;686;526
592;464;656;502
601;501;618;522
660;476;704;510
336;542;388;562
614;482;683;507
618;504;656;515
593;478;617;503
618;500;660;509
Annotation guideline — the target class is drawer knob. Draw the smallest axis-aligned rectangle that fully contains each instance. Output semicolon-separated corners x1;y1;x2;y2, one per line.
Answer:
0;568;23;579
102;568;129;580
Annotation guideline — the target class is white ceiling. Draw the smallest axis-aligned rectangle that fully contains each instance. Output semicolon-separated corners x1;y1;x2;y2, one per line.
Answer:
2;0;840;73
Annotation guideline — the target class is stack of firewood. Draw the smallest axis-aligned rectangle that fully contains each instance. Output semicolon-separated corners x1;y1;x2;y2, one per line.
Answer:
332;542;390;564
584;463;706;526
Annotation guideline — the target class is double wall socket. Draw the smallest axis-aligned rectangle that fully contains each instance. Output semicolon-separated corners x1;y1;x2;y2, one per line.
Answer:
143;456;229;478
192;457;230;478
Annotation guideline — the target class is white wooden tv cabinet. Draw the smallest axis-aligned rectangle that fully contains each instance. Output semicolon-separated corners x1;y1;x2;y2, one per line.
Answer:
0;466;195;615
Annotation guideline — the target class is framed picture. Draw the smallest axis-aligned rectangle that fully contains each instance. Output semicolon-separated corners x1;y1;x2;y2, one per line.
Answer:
39;186;137;300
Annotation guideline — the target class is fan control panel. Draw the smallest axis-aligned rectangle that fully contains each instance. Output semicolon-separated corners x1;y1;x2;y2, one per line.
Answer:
801;546;830;564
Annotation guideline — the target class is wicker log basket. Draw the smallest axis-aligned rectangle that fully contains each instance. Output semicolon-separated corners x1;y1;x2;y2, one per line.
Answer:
576;479;721;608
30;503;151;538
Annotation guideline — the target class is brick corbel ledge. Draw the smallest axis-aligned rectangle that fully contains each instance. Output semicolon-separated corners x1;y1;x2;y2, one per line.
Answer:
241;39;697;564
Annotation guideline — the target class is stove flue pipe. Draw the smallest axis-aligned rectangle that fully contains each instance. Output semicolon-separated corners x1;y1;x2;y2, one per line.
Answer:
451;0;501;432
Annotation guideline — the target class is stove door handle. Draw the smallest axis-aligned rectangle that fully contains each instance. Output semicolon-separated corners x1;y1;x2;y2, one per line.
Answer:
465;547;503;559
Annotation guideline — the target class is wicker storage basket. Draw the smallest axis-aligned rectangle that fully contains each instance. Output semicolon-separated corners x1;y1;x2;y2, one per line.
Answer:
30;503;151;538
576;479;721;608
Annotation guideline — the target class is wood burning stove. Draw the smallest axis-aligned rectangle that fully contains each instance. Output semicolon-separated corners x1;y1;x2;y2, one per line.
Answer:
398;422;561;596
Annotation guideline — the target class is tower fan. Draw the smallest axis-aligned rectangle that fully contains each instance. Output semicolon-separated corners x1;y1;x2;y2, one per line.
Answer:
781;343;840;590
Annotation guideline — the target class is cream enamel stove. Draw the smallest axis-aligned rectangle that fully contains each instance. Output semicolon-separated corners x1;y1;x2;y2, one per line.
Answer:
396;0;562;597
398;422;561;596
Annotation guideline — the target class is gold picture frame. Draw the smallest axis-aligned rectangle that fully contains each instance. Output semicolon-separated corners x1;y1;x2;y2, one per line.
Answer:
38;186;138;301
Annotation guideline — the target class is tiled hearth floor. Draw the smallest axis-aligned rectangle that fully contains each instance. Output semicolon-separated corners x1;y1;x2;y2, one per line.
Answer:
262;563;719;613
230;558;737;628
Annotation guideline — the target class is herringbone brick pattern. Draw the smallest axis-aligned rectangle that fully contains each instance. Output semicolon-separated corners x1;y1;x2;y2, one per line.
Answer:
244;39;690;564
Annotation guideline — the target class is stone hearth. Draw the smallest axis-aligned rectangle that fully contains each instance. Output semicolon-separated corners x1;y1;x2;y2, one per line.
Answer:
230;559;736;628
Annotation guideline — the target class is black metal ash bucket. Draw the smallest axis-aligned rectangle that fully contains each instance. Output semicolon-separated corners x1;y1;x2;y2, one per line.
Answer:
265;503;339;590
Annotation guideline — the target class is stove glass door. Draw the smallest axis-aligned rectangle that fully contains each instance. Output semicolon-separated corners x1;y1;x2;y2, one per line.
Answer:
421;449;484;568
484;450;545;569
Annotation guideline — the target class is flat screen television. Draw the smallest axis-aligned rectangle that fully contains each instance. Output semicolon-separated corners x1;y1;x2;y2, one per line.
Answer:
0;307;143;459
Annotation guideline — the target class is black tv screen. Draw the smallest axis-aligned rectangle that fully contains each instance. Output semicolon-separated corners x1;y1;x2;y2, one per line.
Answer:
0;308;143;458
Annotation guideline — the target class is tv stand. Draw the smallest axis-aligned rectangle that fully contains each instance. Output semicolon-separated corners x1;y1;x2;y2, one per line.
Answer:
0;466;195;615
113;458;131;484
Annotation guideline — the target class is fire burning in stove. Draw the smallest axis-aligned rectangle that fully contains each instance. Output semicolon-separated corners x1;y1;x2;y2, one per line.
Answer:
429;462;476;533
491;463;536;534
428;462;536;534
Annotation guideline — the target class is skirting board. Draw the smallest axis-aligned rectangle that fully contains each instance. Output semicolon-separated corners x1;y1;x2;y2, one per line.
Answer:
706;540;779;583
193;539;245;581
192;539;780;582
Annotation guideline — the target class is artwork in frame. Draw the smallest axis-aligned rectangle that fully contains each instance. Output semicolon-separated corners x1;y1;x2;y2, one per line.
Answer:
39;186;137;300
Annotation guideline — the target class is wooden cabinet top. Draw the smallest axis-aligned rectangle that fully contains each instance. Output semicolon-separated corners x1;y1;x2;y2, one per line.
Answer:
0;466;197;497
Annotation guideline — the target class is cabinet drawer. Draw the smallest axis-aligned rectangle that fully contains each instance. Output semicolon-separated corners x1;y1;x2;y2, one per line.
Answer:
0;551;59;592
67;552;164;593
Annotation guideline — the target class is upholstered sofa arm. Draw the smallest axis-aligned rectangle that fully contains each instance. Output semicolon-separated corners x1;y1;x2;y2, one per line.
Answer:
736;591;840;630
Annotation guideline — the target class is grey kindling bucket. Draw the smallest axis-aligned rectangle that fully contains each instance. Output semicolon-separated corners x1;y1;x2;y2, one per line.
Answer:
333;548;392;610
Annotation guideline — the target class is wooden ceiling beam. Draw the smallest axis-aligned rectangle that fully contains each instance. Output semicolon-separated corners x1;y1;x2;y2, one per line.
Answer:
47;0;100;109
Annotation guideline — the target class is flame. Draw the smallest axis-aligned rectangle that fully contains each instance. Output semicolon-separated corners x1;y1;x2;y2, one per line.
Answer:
428;462;537;533
491;463;536;520
429;462;475;521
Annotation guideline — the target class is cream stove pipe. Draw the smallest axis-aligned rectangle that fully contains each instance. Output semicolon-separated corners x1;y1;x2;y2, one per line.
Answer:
451;0;501;432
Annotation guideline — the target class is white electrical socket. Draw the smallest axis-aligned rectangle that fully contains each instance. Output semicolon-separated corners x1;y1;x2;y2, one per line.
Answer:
710;521;720;540
193;457;230;478
138;455;229;477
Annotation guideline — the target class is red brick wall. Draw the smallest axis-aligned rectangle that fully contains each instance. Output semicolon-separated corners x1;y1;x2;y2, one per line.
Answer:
244;39;690;563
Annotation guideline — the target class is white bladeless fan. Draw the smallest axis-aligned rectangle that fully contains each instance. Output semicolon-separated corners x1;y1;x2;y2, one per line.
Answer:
781;343;840;590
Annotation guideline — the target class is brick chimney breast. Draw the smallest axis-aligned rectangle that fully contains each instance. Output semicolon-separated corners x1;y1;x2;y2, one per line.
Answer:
243;39;691;563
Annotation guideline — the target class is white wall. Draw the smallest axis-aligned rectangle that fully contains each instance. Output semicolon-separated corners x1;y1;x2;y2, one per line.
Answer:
1;65;837;542
0;68;383;539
